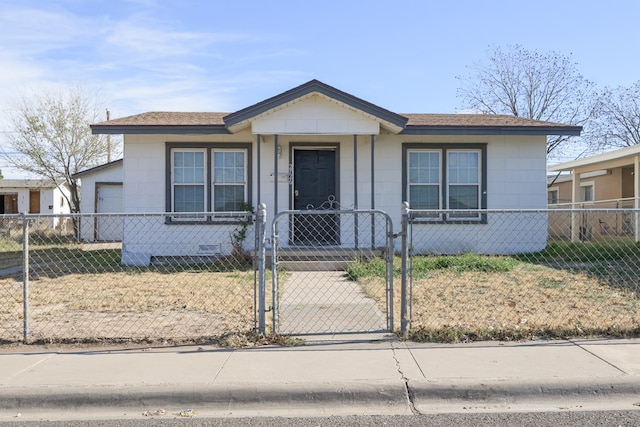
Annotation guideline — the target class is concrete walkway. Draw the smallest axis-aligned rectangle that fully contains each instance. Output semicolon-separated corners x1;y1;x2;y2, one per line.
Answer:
1;338;639;421
277;271;388;335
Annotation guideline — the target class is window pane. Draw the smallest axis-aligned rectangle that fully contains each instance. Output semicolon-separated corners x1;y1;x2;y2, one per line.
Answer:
449;151;479;184
409;152;439;184
214;184;244;211
409;185;439;209
174;185;205;212
174;151;204;184
449;185;479;210
214;151;245;184
235;152;244;167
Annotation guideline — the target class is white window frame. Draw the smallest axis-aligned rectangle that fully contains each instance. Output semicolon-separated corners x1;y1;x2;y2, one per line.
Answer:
171;148;207;218
211;148;248;212
548;186;559;205
446;149;481;220
407;149;442;216
580;181;595;203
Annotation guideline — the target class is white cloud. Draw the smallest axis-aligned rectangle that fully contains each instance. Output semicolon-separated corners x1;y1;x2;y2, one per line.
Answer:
0;7;94;55
0;2;307;175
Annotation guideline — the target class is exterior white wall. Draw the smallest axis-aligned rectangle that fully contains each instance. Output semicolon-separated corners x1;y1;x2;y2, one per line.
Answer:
0;186;70;215
252;95;380;135
77;162;123;241
120;128;548;263
50;187;72;215
122;132;256;264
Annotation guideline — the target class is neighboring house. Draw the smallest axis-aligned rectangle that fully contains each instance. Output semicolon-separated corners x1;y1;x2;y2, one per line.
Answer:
72;159;124;242
0;179;71;230
548;144;640;241
91;79;580;265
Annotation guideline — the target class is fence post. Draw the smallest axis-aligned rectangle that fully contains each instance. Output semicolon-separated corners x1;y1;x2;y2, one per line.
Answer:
271;217;279;335
386;213;394;332
400;202;409;335
21;214;29;342
257;203;267;334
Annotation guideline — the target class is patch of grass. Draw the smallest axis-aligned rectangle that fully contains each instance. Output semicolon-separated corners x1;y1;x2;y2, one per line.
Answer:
537;277;566;289
516;239;640;264
345;257;388;281
346;253;517;281
404;325;640;343
412;253;518;275
218;331;305;348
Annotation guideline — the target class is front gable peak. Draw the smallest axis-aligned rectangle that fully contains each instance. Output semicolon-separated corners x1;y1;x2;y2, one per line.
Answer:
223;79;408;134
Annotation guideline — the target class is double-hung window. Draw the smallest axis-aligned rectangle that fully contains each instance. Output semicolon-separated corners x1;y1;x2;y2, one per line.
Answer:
167;143;251;221
213;150;246;212
408;150;441;214
404;144;485;221
172;149;206;213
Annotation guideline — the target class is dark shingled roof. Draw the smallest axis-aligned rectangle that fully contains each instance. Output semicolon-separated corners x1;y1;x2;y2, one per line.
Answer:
92;111;580;134
96;112;229;126
401;113;572;128
91;79;581;136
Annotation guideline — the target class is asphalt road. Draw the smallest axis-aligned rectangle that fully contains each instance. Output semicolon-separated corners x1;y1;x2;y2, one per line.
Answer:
2;411;640;426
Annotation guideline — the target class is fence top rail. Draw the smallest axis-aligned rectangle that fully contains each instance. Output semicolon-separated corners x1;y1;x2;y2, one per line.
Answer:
407;208;640;214
549;197;637;208
273;208;392;217
2;211;256;219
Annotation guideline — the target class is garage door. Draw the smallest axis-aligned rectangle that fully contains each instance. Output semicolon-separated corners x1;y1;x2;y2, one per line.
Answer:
96;184;123;241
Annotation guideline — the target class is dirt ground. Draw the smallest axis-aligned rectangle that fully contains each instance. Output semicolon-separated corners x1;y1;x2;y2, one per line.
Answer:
2;260;639;345
0;270;257;344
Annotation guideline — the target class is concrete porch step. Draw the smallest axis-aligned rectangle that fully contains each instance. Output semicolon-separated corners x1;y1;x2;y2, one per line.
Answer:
263;247;387;271
277;260;352;271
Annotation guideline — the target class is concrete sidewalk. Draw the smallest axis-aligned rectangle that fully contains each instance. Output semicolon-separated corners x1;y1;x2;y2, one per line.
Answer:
1;336;639;421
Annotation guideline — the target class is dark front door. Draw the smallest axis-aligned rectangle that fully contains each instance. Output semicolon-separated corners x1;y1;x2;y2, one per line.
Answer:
292;149;338;245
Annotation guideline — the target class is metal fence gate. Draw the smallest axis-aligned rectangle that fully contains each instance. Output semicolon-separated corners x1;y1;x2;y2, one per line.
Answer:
269;209;395;335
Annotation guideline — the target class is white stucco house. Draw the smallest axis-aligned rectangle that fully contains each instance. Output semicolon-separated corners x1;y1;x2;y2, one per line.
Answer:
72;159;123;241
91;80;581;265
0;179;70;215
0;179;71;230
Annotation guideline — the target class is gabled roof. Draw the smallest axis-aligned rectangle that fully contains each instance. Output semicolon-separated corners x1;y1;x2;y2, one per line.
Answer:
72;159;123;179
91;80;582;137
223;79;408;134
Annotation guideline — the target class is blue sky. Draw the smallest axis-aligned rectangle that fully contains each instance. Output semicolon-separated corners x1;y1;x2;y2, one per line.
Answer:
1;0;639;176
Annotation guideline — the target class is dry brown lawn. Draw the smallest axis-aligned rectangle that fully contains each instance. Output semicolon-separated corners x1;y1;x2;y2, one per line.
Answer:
2;249;639;345
0;270;258;344
360;263;640;342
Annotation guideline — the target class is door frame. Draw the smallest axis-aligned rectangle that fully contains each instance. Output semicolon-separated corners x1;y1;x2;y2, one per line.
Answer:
288;143;341;211
94;182;123;241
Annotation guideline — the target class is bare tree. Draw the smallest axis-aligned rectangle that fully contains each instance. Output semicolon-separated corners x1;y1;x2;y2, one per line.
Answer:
593;80;640;148
3;85;112;214
457;45;596;157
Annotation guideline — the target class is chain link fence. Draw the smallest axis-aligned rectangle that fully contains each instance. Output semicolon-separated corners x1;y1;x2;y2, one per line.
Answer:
0;212;258;344
1;208;639;345
402;209;640;342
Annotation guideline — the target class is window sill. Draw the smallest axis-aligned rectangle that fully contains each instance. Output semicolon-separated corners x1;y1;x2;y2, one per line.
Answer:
164;213;253;225
410;213;487;225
